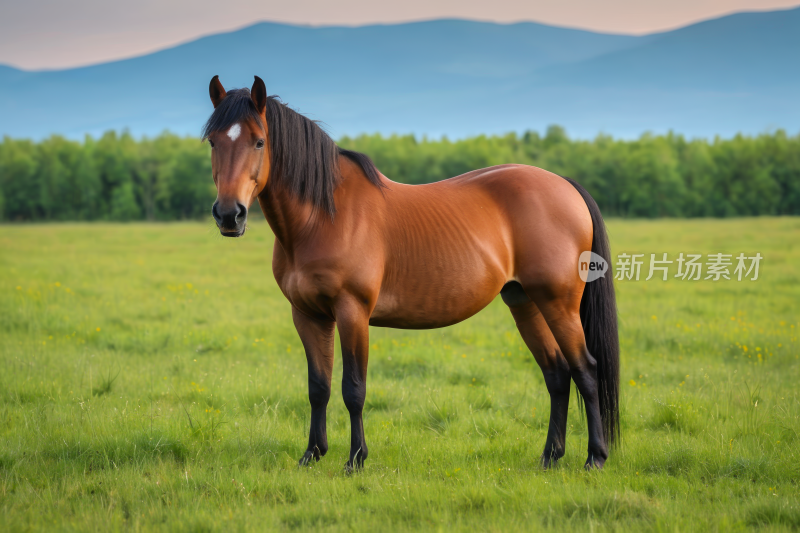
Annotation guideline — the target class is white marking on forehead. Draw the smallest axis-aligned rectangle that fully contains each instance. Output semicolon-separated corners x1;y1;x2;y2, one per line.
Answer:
226;123;242;141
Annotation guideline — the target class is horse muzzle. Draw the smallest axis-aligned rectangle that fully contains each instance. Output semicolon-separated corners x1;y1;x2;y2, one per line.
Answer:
212;200;247;237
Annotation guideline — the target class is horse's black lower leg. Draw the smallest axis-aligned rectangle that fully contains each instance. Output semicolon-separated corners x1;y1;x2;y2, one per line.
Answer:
335;298;370;472
292;307;335;466
342;358;368;470
570;355;608;469
541;359;571;468
300;373;331;465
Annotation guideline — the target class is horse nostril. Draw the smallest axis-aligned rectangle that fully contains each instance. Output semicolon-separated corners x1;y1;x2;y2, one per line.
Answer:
211;202;223;225
235;202;247;223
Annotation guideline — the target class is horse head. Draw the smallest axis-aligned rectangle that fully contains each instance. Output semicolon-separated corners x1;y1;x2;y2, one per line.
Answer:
204;75;270;237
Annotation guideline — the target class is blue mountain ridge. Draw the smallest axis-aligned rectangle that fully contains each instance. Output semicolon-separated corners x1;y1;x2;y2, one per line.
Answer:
1;8;798;140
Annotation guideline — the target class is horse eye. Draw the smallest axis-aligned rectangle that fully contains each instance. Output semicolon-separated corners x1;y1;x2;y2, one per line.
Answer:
256;139;264;149
208;139;215;148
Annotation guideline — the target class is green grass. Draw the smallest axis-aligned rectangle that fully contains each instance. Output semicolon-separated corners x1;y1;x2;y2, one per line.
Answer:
1;217;799;532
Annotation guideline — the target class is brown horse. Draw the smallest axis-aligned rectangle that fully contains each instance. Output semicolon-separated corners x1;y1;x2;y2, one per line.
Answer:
204;75;620;470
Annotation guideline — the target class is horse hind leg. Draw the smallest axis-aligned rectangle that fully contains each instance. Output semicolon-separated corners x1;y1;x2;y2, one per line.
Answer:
502;283;571;468
527;288;609;469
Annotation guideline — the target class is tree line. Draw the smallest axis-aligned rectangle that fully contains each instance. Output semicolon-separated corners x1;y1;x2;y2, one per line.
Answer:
0;132;212;222
1;127;798;221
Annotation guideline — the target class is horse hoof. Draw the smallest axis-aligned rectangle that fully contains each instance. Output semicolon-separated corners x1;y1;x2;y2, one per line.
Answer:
298;451;318;466
584;456;606;470
540;447;564;470
540;456;560;470
344;459;364;473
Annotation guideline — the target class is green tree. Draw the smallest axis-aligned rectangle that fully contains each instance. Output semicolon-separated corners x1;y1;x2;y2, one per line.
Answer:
0;138;40;220
109;181;141;221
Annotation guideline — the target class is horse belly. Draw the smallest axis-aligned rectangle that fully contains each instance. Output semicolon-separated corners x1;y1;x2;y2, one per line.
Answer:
369;257;506;329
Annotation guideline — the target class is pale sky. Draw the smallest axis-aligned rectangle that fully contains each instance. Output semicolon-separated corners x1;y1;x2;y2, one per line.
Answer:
2;0;798;70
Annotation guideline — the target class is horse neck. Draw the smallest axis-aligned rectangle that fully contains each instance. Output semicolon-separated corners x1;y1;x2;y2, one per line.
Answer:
256;181;318;256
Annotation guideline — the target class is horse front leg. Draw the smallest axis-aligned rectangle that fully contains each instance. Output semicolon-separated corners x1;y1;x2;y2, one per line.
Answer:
292;306;336;466
334;297;371;471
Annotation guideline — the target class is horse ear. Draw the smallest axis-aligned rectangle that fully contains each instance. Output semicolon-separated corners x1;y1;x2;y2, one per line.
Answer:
209;75;226;108
251;76;267;115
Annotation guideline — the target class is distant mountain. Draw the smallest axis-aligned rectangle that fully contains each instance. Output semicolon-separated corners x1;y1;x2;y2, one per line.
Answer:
1;9;798;140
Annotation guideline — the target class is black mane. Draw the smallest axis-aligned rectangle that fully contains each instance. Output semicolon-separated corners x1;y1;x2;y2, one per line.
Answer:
202;88;383;216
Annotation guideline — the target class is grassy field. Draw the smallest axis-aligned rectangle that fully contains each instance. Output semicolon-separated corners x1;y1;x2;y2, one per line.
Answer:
1;217;799;532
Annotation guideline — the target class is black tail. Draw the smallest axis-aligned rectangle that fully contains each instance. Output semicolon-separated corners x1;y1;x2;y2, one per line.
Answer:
564;177;620;448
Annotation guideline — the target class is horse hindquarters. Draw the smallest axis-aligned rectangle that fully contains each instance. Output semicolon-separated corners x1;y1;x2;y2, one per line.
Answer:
504;175;619;468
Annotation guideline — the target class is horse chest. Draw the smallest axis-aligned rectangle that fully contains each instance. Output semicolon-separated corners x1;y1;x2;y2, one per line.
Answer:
276;264;344;316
